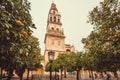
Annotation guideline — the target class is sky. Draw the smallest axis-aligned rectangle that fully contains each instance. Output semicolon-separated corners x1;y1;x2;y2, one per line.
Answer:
28;0;103;54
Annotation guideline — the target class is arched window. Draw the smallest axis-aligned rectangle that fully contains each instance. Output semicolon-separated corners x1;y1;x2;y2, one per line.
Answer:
51;27;54;30
58;19;60;23
50;17;52;21
54;16;56;22
56;28;59;31
66;49;71;52
53;11;56;14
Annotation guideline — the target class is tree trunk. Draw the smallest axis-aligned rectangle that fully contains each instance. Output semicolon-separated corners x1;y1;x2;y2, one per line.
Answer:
19;69;25;80
0;68;3;75
64;68;67;78
7;70;13;80
88;70;91;78
19;73;23;80
114;71;119;80
60;69;63;80
0;68;3;80
27;69;30;80
16;67;25;80
99;72;104;79
55;71;57;79
79;70;82;80
76;70;79;80
89;70;94;80
91;71;94;80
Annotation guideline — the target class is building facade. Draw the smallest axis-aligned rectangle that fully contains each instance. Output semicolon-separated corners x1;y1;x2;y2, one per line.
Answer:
44;2;75;65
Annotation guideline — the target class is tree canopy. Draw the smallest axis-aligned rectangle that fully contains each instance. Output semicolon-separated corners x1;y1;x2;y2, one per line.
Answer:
0;0;41;80
82;0;120;73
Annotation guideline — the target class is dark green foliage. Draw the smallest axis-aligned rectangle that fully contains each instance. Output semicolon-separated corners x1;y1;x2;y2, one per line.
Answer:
0;0;41;80
82;0;120;73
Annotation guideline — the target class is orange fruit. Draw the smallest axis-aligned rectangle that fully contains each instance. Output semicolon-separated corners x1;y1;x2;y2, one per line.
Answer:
22;31;27;36
15;20;24;26
29;31;32;35
107;36;114;40
116;30;120;34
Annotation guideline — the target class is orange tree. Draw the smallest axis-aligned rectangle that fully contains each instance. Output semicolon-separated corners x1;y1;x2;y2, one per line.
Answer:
45;53;68;80
15;36;42;80
55;53;68;79
0;0;41;80
82;0;120;79
66;52;82;80
80;51;95;80
46;52;83;80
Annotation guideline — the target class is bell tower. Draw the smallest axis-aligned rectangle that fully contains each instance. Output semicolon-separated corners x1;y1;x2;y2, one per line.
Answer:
44;2;65;64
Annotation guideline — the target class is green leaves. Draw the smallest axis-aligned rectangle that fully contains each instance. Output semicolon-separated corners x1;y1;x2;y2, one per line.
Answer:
82;0;120;72
46;52;83;72
0;0;41;79
19;49;23;54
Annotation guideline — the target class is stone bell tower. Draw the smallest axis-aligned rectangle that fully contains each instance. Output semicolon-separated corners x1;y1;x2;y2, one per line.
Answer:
44;2;65;64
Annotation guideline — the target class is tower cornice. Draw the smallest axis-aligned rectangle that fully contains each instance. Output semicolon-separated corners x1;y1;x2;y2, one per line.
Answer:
44;33;65;45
